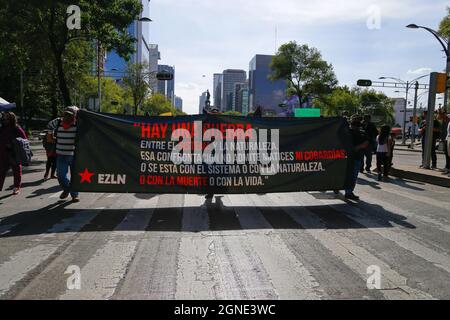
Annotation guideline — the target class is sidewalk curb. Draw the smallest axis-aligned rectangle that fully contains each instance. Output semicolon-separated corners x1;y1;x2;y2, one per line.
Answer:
390;167;450;188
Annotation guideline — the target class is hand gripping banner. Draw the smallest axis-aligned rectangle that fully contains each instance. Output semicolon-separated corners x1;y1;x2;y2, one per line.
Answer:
72;111;355;194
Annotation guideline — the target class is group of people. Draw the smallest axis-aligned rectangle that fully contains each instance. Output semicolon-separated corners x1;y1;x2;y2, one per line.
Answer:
418;109;450;173
0;106;80;202
342;114;395;200
2;106;449;203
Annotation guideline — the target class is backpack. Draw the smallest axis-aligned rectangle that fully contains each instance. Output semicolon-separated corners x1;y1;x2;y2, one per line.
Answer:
12;137;33;166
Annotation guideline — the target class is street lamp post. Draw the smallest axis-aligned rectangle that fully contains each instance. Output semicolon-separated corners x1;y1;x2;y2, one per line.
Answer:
379;74;429;145
407;24;449;113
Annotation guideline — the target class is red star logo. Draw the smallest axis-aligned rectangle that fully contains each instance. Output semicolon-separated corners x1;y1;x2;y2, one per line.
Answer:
79;168;95;183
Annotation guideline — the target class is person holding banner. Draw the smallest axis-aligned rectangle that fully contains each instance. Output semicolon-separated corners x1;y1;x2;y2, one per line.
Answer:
47;107;80;202
345;115;369;200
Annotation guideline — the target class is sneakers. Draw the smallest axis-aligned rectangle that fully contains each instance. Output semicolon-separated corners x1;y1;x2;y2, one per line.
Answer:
71;195;80;203
12;188;21;195
59;191;69;200
345;193;360;201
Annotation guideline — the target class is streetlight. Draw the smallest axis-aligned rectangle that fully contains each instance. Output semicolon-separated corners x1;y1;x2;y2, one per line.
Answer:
378;74;429;145
407;23;449;120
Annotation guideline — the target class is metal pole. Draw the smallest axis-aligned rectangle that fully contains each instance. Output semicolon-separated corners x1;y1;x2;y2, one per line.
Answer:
411;81;419;148
443;38;450;113
402;81;409;145
97;39;101;112
20;69;24;129
423;73;438;169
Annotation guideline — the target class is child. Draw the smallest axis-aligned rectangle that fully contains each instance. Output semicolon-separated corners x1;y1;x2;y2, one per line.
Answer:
376;125;392;181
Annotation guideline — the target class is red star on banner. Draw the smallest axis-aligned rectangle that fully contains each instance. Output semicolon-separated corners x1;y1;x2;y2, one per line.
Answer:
79;168;95;183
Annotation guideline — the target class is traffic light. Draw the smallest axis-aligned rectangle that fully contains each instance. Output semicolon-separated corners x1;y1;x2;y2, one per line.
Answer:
436;73;447;93
156;72;174;81
357;79;373;87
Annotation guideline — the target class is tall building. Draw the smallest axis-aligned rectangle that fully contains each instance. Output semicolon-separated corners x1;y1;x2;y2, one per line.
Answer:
174;96;183;112
248;55;286;114
148;44;161;95
104;0;155;75
232;82;248;113
213;73;223;109
221;69;246;112
199;91;208;114
157;65;175;104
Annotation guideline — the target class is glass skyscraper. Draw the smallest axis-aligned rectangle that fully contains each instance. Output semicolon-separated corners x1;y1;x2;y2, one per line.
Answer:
248;55;286;114
221;69;246;112
104;0;156;78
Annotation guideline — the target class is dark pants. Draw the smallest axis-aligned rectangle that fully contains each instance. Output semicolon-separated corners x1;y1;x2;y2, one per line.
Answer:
376;152;390;177
444;140;450;170
45;156;57;177
346;159;361;196
0;154;22;191
422;137;437;166
360;145;374;171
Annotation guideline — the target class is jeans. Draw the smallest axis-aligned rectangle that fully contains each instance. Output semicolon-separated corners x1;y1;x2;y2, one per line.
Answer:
56;155;78;197
422;137;437;166
346;159;361;196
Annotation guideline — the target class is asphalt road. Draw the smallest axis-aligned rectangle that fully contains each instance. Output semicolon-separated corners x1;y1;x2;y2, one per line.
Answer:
0;144;450;300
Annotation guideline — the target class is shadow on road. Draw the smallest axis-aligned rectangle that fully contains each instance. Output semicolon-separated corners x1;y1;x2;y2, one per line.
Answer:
0;193;415;238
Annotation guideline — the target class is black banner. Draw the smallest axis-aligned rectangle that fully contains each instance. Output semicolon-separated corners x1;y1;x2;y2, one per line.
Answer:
72;111;354;194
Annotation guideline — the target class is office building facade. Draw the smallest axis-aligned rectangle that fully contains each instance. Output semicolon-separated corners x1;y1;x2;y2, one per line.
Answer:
199;91;208;114
221;69;246;112
248;55;286;114
174;96;183;112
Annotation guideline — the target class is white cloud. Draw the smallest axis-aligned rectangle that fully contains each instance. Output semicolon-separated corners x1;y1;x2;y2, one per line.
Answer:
407;67;432;75
151;0;448;114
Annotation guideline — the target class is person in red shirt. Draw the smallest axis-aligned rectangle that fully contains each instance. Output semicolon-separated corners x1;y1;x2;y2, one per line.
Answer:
0;112;28;195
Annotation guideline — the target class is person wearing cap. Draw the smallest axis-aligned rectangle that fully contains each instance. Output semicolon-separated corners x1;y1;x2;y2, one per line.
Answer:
47;107;80;202
344;115;369;200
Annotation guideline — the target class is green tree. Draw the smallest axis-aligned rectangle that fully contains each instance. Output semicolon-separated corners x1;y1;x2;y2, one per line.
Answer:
1;0;142;107
439;7;450;37
142;93;177;116
123;61;151;115
222;111;243;116
315;86;395;125
269;41;338;105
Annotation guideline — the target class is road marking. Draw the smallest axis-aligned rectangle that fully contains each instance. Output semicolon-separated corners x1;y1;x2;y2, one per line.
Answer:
59;240;138;300
0;224;18;236
330;200;450;275
273;192;435;300
182;194;209;232
356;190;450;235
229;194;322;300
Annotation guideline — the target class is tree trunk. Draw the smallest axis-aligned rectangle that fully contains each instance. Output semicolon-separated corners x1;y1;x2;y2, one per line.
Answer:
55;53;71;107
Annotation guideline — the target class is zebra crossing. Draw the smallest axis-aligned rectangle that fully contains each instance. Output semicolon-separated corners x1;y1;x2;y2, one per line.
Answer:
0;176;450;300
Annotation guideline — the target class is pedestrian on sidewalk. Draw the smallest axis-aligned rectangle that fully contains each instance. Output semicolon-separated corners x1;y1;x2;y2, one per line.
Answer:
360;115;378;173
47;106;80;202
419;111;440;169
376;125;392;181
0;112;28;195
345;115;369;200
42;129;57;180
446;114;450;176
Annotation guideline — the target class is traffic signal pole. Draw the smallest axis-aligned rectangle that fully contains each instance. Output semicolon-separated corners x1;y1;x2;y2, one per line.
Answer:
411;81;419;148
423;73;438;169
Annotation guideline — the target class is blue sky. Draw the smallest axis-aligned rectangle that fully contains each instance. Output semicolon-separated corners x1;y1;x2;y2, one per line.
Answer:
148;0;449;114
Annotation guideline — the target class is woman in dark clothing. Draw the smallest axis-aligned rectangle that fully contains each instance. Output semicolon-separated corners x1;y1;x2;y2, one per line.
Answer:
0;112;27;195
42;129;57;180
